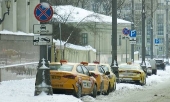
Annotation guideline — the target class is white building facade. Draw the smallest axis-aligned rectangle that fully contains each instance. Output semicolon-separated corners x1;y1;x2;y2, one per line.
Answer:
0;0;39;33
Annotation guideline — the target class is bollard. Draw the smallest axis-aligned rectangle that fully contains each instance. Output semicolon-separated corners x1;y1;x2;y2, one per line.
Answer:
34;58;53;96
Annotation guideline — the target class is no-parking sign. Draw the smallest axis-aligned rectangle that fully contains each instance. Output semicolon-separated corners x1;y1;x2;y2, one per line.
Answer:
34;2;53;22
122;28;130;36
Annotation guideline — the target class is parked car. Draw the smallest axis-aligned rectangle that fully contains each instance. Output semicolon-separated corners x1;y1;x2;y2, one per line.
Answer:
134;60;152;76
85;62;110;95
118;62;146;86
49;60;97;98
148;59;157;75
99;63;117;92
154;59;166;70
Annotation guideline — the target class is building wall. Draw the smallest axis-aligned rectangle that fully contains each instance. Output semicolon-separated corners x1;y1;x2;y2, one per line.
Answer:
0;0;39;33
77;22;131;64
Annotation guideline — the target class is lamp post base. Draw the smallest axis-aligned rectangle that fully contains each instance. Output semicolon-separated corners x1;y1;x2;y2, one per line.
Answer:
111;65;119;83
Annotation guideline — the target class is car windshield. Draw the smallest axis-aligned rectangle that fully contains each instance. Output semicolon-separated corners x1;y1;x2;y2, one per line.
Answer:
155;60;163;63
49;64;73;71
86;65;95;71
119;65;139;69
99;65;109;72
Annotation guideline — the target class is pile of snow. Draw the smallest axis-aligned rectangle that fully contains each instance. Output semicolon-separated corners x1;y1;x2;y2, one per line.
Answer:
0;29;34;36
53;39;96;52
52;5;131;24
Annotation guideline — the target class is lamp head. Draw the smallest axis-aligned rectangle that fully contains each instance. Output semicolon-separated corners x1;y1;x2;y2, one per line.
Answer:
5;0;11;15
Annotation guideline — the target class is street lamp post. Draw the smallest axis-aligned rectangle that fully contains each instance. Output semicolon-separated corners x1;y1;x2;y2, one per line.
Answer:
166;0;169;64
141;0;147;73
0;0;11;24
0;0;11;82
111;0;119;82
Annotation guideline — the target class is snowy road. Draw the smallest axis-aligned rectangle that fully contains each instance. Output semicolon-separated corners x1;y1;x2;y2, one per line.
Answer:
82;66;170;102
0;66;170;102
93;76;170;102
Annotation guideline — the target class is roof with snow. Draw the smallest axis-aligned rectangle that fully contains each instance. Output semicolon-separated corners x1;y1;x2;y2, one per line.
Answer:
53;39;96;52
52;5;131;24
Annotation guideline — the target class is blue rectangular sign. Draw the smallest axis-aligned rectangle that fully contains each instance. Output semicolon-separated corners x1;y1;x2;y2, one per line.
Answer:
129;30;136;37
155;39;159;44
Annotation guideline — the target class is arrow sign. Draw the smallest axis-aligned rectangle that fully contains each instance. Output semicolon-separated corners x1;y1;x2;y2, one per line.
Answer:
33;35;53;45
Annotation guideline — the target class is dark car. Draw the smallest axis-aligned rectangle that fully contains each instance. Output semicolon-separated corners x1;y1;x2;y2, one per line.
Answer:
155;59;165;70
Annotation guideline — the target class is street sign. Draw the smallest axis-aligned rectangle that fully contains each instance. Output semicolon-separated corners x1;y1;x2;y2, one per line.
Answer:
33;35;53;45
129;38;136;44
33;24;53;34
155;39;160;45
129;30;136;37
34;2;53;22
122;28;130;36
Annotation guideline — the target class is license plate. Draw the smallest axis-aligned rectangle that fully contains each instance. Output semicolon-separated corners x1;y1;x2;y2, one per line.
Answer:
51;76;61;79
122;78;132;80
54;84;63;87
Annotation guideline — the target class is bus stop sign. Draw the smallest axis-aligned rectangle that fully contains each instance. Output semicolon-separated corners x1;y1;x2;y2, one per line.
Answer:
34;2;53;22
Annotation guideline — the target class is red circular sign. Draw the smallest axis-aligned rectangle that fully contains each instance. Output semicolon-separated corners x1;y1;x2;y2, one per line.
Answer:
34;2;53;22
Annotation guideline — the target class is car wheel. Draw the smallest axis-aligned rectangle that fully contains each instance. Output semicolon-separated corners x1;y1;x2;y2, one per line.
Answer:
75;84;82;98
112;81;116;92
105;83;110;95
141;76;146;86
98;82;103;95
91;84;97;98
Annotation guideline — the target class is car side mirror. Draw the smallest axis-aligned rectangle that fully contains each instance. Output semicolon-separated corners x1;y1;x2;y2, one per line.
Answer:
89;72;95;76
105;71;110;75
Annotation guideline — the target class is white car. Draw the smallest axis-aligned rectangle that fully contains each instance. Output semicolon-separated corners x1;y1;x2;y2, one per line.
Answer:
134;60;152;76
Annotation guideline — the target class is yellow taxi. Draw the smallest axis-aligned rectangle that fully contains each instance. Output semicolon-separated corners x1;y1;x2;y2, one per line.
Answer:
119;62;146;86
99;63;117;92
49;60;97;98
84;61;114;95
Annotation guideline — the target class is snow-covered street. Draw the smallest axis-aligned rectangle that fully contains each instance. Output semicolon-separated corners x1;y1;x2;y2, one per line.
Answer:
0;66;170;102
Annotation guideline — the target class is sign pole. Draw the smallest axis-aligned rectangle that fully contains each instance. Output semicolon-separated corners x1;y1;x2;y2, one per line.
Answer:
111;0;119;83
131;0;134;62
34;1;54;96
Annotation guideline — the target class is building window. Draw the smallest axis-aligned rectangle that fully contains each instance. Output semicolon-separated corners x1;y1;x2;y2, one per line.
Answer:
159;46;163;51
158;38;164;44
135;3;142;10
147;17;151;35
82;33;88;45
137;37;142;43
156;14;164;35
137;29;142;35
136;46;141;51
157;3;164;10
146;46;150;51
147;38;150;43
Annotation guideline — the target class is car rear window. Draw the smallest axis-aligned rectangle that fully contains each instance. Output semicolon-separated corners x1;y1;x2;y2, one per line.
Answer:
86;65;95;71
119;65;139;69
49;64;73;71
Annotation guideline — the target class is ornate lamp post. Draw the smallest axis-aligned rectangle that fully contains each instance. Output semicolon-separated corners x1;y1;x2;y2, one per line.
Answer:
0;0;11;24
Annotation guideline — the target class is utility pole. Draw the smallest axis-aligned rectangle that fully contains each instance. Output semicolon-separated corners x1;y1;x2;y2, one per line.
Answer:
111;0;119;82
141;0;146;73
150;0;153;59
166;0;169;64
131;0;134;62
